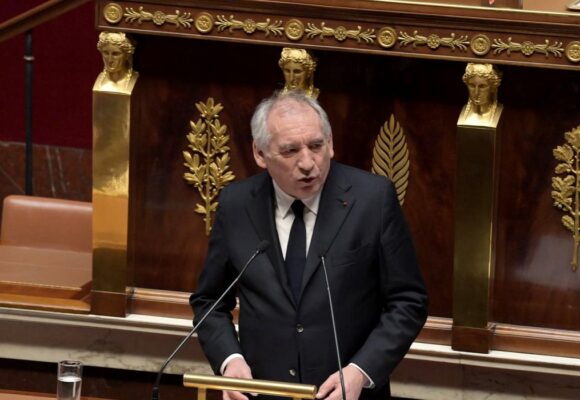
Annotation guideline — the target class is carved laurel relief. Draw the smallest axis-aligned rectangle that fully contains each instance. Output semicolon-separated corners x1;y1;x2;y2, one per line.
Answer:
183;98;236;235
551;125;580;272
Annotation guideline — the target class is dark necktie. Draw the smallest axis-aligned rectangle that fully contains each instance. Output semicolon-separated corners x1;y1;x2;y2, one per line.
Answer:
285;200;306;301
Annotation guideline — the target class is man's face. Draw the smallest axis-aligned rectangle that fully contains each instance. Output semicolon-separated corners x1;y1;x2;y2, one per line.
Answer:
466;76;492;106
282;61;307;90
101;44;125;74
253;101;334;199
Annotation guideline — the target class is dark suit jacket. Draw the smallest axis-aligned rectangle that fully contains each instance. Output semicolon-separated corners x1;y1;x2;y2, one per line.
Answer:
190;162;428;399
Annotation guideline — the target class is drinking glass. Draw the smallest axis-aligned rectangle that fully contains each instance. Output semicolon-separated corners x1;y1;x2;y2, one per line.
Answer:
57;360;83;400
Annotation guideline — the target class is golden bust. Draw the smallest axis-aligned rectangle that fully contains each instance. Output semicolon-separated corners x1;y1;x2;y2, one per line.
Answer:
278;48;319;99
458;63;503;127
94;32;138;93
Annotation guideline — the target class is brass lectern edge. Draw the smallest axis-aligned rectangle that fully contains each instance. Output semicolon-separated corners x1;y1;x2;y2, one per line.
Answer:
183;374;317;399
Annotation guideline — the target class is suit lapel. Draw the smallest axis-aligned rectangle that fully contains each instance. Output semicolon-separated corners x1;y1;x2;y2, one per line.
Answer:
300;164;354;299
245;173;295;304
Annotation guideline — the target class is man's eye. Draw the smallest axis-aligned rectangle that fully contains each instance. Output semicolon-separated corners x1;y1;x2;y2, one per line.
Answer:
309;143;323;151
280;148;298;156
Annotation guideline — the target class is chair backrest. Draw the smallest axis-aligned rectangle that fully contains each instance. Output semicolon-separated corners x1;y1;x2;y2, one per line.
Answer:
0;195;92;253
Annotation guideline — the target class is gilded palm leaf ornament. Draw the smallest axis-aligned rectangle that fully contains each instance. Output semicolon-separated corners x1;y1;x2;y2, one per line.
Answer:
552;125;580;272
183;98;236;235
371;114;410;205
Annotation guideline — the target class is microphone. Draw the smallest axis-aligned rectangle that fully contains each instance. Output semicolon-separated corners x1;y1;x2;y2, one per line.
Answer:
151;240;270;400
320;255;346;400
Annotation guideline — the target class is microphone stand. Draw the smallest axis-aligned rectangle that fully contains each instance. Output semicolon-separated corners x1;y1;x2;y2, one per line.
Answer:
151;240;269;400
320;256;346;400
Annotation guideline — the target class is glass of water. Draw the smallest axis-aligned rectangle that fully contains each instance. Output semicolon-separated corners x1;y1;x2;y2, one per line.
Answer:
57;360;83;400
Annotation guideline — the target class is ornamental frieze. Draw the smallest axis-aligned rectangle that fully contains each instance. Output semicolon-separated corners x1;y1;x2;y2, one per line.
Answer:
398;31;469;52
305;22;376;44
124;6;193;28
100;2;580;68
492;38;564;58
215;15;284;37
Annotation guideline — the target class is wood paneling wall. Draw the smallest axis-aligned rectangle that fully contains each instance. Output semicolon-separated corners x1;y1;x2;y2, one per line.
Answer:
494;66;580;330
128;37;460;317
127;34;579;329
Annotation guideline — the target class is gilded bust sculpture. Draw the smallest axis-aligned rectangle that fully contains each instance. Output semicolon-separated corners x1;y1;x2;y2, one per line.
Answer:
278;48;319;99
458;63;503;127
94;31;138;93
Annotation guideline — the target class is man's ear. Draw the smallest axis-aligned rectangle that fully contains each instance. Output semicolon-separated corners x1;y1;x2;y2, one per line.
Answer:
253;141;267;169
328;135;335;159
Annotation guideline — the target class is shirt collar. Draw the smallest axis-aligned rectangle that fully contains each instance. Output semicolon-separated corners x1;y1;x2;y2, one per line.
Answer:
272;180;321;219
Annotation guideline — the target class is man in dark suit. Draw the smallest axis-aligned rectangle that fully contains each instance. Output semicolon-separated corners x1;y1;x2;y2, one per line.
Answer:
190;90;427;400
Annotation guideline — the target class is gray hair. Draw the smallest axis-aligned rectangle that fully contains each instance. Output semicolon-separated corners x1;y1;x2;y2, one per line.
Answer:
251;90;332;151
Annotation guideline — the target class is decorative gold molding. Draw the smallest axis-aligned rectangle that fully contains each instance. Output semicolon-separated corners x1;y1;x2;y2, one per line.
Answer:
99;6;580;67
285;19;305;41
97;4;579;68
565;41;580;63
215;15;284;36
124;7;193;28
378;27;397;49
399;31;469;51
103;3;123;24
551;125;580;272
492;38;564;58
195;12;214;34
183;98;236;235
371;115;410;205
470;34;492;56
305;22;375;43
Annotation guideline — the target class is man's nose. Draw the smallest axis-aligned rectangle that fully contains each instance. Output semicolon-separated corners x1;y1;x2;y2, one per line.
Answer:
297;150;315;172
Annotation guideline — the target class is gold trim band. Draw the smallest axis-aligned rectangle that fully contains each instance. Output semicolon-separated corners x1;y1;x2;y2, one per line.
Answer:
183;374;317;399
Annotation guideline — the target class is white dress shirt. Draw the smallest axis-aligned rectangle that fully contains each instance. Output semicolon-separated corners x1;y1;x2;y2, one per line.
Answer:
272;180;320;258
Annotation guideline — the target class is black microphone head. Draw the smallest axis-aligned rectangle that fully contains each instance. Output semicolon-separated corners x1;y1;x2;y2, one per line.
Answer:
257;240;270;252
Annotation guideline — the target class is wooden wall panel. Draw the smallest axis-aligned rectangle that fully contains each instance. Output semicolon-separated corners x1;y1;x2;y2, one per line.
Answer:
127;36;460;317
125;32;580;330
493;66;580;331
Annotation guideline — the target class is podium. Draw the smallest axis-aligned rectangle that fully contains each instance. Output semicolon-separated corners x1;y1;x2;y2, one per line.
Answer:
183;374;317;400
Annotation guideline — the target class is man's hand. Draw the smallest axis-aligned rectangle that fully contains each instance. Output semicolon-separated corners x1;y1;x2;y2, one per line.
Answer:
315;365;367;400
222;357;254;400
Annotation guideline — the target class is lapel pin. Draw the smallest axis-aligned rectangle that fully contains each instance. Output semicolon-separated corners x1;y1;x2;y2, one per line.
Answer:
342;201;348;207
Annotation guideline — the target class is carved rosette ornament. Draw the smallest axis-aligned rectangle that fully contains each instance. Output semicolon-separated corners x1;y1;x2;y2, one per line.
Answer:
183;98;236;235
285;19;305;41
470;34;492;56
551;125;580;272
378;27;397;49
195;12;214;34
371;115;410;205
103;3;123;24
565;41;580;63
